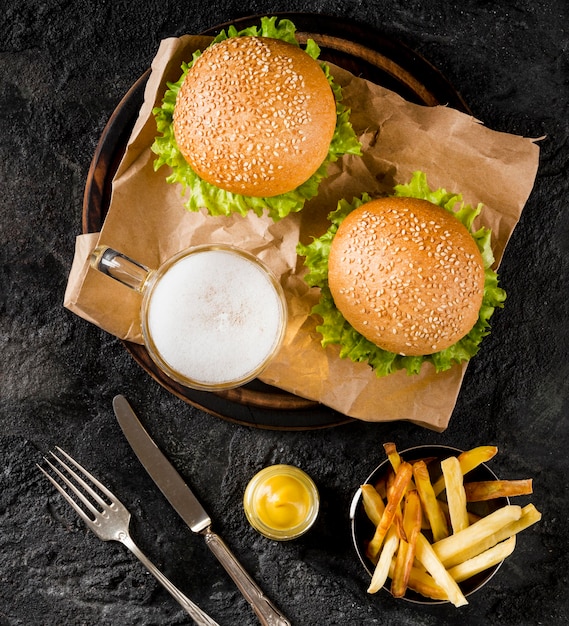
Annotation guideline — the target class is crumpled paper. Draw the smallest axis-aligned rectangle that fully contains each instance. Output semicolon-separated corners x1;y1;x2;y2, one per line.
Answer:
64;34;540;431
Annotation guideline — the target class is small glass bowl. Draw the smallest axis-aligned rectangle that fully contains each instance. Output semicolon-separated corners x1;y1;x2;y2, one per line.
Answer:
349;445;509;604
243;465;320;541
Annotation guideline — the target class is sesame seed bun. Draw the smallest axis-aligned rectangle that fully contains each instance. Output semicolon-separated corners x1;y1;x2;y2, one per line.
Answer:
328;196;486;356
172;36;337;198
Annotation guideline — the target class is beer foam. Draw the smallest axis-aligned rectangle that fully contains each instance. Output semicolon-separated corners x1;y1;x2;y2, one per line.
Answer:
145;249;284;387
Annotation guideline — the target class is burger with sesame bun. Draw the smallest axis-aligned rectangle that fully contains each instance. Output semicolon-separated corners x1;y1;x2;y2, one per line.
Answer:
297;172;507;377
152;17;362;220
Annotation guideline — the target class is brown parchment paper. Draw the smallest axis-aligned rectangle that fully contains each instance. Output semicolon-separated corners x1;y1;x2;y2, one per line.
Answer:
64;35;540;431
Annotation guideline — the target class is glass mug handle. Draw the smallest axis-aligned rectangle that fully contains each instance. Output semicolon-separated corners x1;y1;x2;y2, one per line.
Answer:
90;245;153;293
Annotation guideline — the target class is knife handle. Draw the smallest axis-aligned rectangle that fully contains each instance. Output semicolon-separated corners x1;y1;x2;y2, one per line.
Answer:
203;527;291;626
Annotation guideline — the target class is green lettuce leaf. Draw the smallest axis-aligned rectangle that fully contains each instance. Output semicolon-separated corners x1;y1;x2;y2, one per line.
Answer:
151;16;362;221
297;171;507;377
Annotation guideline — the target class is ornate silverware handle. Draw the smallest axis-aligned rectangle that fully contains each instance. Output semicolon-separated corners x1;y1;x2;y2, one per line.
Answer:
203;527;291;626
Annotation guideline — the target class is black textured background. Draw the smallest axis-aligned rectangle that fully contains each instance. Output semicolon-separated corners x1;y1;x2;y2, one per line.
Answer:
1;1;568;625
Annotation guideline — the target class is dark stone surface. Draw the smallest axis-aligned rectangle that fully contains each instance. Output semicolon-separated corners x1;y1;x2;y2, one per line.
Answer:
1;1;568;625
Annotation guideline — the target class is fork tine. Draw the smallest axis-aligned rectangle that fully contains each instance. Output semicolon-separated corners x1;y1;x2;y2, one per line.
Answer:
55;446;118;504
37;463;95;528
42;454;103;519
40;446;118;522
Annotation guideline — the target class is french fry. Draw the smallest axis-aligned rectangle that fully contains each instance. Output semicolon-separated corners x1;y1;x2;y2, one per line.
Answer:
389;560;448;601
391;542;411;597
433;446;498;496
447;536;516;583
384;442;418;493
361;484;385;527
432;504;522;567
368;525;399;593
383;442;402;470
392;510;408;543
384;468;408;541
391;490;422;598
415;533;468;607
442;504;542;568
384;443;407;536
384;442;419;539
441;456;470;534
464;479;533;501
367;462;413;560
413;460;449;542
385;467;396;494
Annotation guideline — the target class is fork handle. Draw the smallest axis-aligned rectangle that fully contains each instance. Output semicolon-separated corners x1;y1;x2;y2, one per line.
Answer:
203;527;291;626
118;532;220;626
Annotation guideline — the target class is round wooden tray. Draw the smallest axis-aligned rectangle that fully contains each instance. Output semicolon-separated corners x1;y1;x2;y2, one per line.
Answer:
83;13;470;430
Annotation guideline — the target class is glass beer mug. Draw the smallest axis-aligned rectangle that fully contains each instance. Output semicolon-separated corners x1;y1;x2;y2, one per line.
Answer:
91;244;287;391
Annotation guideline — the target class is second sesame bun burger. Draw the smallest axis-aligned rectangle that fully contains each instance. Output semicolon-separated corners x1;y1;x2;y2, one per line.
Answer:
298;172;507;377
152;17;362;221
328;196;485;356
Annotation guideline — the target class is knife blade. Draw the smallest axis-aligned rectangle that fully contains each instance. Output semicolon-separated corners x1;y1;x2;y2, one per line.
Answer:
112;394;291;626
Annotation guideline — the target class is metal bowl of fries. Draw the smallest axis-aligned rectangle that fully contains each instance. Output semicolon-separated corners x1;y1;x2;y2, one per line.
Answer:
350;443;539;606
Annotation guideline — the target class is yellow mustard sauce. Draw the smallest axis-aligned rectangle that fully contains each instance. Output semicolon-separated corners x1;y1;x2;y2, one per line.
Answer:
255;475;310;529
243;465;319;540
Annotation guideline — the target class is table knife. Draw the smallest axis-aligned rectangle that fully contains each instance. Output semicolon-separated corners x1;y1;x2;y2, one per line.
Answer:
112;394;291;626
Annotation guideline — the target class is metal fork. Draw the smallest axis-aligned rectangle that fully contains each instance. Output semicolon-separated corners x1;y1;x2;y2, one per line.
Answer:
38;447;220;626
